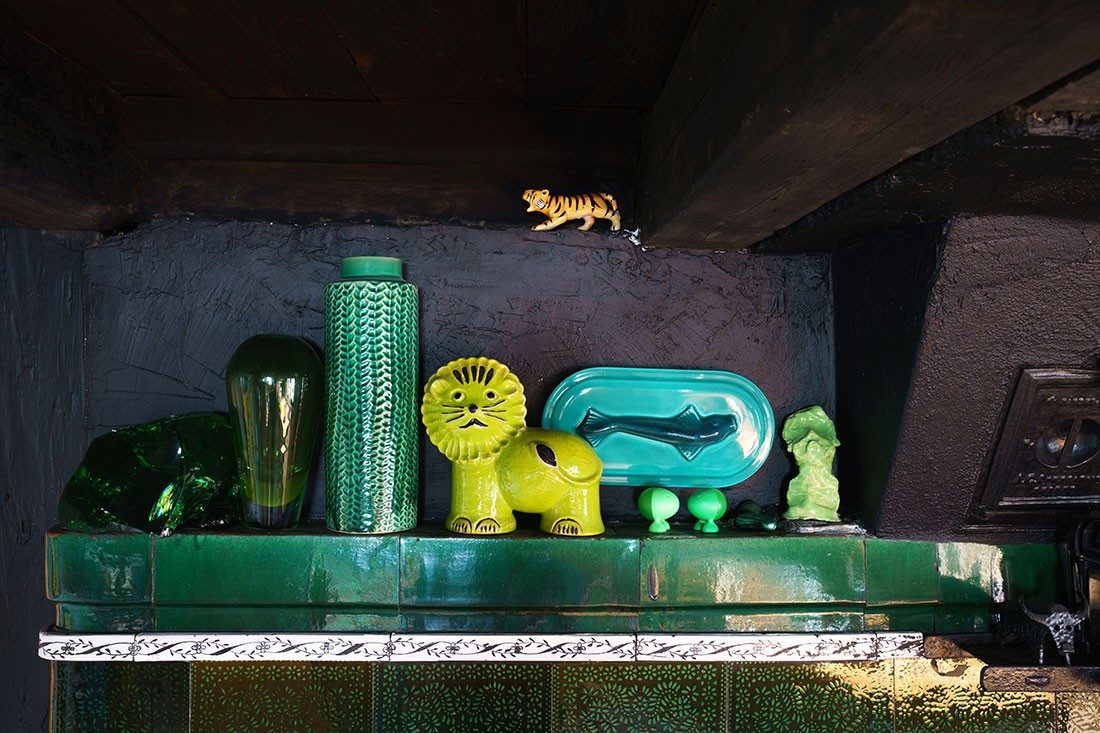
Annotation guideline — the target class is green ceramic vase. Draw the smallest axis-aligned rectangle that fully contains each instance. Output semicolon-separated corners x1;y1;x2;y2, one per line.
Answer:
226;335;323;529
325;256;420;533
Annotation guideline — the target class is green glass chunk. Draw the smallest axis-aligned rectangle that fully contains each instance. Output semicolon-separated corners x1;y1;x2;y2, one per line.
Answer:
57;412;241;535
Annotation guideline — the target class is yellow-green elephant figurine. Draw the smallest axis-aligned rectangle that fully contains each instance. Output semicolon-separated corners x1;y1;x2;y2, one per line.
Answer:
421;357;604;536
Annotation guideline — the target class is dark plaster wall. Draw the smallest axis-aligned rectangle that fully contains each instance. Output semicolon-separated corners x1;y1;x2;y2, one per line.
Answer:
83;219;834;522
1;228;88;731
833;221;943;526
876;214;1100;540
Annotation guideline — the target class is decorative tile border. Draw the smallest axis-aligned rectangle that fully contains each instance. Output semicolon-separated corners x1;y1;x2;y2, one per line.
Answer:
388;634;636;662
41;630;923;663
635;632;924;662
38;632;392;662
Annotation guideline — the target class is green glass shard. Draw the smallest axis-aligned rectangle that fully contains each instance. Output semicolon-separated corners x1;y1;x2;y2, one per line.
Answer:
57;412;241;535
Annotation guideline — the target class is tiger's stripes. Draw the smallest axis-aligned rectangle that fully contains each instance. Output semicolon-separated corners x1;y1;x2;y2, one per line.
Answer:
522;188;622;232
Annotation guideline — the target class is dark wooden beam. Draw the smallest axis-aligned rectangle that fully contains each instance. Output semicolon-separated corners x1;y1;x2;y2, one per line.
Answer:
126;98;638;225
641;0;1100;250
0;16;135;230
755;106;1100;253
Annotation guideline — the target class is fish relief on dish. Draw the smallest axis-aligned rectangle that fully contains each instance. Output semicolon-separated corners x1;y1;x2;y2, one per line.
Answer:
576;405;738;461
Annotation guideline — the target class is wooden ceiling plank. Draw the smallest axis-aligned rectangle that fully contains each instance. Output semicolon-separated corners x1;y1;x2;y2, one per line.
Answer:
0;0;220;97
525;0;704;108
0;18;135;230
124;98;639;171
316;0;525;103
136;159;633;227
641;0;1100;250
122;0;373;100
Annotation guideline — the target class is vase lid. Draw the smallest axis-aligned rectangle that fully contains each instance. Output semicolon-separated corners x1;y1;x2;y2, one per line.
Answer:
341;256;403;279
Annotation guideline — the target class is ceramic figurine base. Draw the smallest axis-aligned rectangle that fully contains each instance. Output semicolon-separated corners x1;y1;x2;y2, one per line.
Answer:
422;357;605;536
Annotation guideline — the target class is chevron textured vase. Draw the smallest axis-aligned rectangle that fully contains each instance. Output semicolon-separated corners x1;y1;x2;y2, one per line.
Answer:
324;256;420;533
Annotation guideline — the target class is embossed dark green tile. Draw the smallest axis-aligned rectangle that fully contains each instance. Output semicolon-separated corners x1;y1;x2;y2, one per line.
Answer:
402;609;638;633
51;661;109;732
938;542;995;605
191;662;371;732
154;530;399;605
730;662;893;733
56;603;153;632
894;658;1054;733
106;662;189;732
935;605;991;634
551;662;727;733
997;544;1063;605
866;539;937;605
641;535;865;606
640;606;864;632
864;605;936;633
54;661;190;732
155;605;402;632
375;662;549;733
1055;692;1100;733
47;531;153;603
400;531;639;607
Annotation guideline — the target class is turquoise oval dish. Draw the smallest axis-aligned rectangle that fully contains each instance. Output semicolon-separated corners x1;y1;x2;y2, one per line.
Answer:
542;367;774;488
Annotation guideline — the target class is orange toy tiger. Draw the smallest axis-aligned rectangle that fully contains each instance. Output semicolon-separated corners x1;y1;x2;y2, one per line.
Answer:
522;189;621;232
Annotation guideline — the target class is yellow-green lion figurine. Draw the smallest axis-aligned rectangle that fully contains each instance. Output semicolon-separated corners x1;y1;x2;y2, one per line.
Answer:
422;357;604;536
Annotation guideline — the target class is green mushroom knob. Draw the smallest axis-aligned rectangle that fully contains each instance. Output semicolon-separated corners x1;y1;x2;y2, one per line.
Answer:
731;499;778;532
687;489;727;533
638;487;679;533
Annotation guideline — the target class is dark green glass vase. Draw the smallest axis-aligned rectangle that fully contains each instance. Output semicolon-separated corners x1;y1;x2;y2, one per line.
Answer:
226;335;323;529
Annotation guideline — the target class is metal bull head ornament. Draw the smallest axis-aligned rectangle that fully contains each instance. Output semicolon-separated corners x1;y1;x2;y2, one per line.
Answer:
1022;599;1088;664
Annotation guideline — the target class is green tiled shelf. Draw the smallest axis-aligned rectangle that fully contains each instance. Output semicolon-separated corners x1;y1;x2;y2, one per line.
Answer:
46;531;153;603
640;534;866;606
45;524;1066;635
400;528;639;608
154;529;400;606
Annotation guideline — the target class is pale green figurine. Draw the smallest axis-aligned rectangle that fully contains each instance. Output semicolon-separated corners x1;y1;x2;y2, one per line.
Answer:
782;406;841;522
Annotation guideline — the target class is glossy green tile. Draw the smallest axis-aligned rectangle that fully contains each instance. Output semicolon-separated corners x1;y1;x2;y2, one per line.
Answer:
552;662;727;733
935;605;991;634
866;539;937;605
641;535;865;606
400;531;639;607
730;662;893;733
1055;692;1100;733
864;606;936;633
640;606;865;632
46;531;153;603
56;603;153;632
154;605;402;632
402;609;638;633
154;530;399;605
375;662;549;733
191;662;370;732
938;542;995;605
997;544;1064;606
894;658;1054;733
